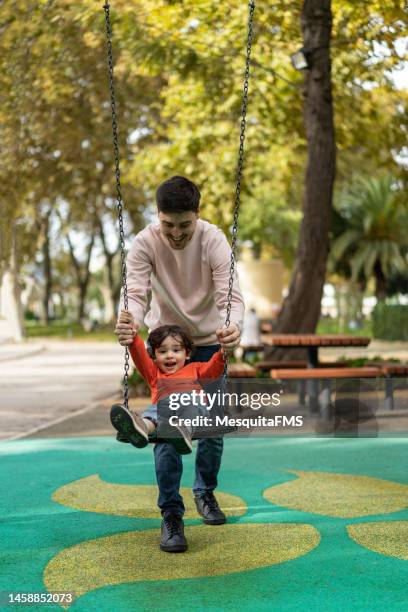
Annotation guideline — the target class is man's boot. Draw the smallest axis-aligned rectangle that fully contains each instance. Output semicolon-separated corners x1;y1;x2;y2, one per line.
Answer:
194;491;226;525
160;514;188;552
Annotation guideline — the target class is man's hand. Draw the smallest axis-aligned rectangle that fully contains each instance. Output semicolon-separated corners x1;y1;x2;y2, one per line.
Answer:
216;323;241;351
115;310;139;346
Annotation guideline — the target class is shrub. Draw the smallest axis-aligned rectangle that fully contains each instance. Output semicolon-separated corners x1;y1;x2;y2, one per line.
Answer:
372;303;408;341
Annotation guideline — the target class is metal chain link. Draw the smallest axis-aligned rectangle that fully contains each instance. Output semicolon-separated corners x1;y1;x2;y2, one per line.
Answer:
104;1;255;393
224;0;255;377
104;2;130;409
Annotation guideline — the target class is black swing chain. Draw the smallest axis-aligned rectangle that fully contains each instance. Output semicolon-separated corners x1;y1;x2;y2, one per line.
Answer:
103;1;254;398
223;0;255;378
104;2;130;409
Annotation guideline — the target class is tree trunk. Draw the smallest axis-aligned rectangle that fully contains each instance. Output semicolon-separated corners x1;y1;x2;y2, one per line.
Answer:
374;261;387;301
41;212;52;325
273;0;336;337
66;232;95;324
78;281;88;322
0;224;24;342
97;216;120;322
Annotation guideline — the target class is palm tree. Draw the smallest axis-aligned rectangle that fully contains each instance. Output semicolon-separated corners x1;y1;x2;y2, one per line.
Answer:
331;176;407;300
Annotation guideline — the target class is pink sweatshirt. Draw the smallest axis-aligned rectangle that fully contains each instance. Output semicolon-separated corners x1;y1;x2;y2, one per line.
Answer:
124;219;245;345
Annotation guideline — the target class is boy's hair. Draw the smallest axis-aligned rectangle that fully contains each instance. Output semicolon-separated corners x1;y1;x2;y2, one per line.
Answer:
156;176;201;213
147;325;194;358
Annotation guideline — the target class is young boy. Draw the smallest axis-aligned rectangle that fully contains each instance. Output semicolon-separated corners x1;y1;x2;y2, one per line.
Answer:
111;314;226;456
112;314;227;553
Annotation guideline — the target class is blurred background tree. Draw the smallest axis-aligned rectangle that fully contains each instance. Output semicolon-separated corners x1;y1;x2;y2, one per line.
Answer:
331;176;407;299
1;0;407;338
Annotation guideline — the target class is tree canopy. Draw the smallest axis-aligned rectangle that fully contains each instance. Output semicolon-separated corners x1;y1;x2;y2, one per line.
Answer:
1;0;407;324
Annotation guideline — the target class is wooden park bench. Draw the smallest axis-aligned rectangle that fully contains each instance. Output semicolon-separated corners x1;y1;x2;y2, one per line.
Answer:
256;360;349;405
269;366;382;414
369;363;408;410
255;360;348;371
227;362;257;378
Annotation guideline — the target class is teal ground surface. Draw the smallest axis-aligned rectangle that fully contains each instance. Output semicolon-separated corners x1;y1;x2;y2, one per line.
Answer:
1;436;408;612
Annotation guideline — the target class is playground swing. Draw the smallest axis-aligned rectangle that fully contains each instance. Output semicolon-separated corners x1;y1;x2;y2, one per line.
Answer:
103;1;255;434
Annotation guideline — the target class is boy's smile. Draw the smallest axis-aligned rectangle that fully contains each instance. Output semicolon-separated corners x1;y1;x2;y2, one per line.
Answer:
154;334;191;374
158;211;198;250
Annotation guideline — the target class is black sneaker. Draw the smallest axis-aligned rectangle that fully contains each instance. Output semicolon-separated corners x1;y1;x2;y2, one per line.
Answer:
158;421;193;455
110;404;149;448
116;432;130;443
160;514;188;553
194;492;227;525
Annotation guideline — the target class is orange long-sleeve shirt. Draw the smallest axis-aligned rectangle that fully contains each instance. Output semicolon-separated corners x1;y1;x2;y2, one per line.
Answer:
129;335;225;403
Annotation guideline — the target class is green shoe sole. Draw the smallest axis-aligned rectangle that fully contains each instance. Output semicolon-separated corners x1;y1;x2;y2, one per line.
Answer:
110;404;149;449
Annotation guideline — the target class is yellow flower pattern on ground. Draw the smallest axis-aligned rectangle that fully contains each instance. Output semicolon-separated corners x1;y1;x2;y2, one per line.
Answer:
348;521;408;560
52;474;247;519
263;470;408;518
43;523;320;607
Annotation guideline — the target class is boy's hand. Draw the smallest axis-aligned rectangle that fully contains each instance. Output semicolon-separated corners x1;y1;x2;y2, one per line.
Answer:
216;323;240;350
115;310;139;346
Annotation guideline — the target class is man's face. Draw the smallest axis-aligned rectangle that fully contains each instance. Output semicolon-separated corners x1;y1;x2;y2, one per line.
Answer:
158;211;198;250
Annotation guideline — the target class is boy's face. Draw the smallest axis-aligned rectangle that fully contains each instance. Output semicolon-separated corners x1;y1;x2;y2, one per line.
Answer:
154;334;190;374
158;211;198;250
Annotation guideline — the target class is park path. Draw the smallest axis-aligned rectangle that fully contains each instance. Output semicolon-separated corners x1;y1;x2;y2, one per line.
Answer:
0;340;124;440
1;338;407;441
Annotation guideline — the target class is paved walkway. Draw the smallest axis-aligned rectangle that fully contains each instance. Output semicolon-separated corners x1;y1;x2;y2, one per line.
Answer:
0;340;124;440
0;339;407;441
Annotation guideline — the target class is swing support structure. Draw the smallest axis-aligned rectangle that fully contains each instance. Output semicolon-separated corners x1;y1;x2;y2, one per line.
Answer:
103;1;255;409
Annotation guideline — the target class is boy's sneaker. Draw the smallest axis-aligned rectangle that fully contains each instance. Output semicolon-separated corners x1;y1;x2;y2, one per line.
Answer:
194;492;227;525
110;404;149;449
116;432;130;443
160;514;188;553
159;421;193;455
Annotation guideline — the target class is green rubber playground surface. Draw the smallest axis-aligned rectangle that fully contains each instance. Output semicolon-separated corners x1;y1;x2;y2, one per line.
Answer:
1;436;408;611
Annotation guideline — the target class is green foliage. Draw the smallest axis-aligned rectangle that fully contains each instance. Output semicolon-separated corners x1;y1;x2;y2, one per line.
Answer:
317;317;372;337
126;368;150;397
335;355;400;366
330;176;408;296
24;321;116;341
372;303;408;341
1;0;407;323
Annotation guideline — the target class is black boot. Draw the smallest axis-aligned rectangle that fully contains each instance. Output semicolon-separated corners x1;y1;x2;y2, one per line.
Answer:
194;492;226;525
160;514;188;553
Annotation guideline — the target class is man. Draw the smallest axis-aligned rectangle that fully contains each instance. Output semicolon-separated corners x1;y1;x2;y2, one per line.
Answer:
115;175;244;552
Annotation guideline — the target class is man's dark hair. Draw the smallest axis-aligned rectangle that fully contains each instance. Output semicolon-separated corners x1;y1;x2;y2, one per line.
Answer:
147;325;194;358
156;176;201;213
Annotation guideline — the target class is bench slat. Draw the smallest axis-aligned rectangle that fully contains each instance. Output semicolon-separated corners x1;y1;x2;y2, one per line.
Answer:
228;363;257;378
256;360;348;371
270;367;381;379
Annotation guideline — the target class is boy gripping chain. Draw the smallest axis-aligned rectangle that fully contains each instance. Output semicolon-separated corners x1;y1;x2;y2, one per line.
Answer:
111;318;226;456
113;176;245;553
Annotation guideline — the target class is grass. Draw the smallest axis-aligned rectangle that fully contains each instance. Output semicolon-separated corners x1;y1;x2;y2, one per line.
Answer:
316;318;372;337
24;321;149;342
24;321;116;342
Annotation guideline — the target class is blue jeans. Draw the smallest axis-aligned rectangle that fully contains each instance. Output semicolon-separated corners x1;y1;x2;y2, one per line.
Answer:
147;344;224;518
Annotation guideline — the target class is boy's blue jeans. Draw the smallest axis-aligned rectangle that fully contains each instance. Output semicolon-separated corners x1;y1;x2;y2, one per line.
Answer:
143;344;223;519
